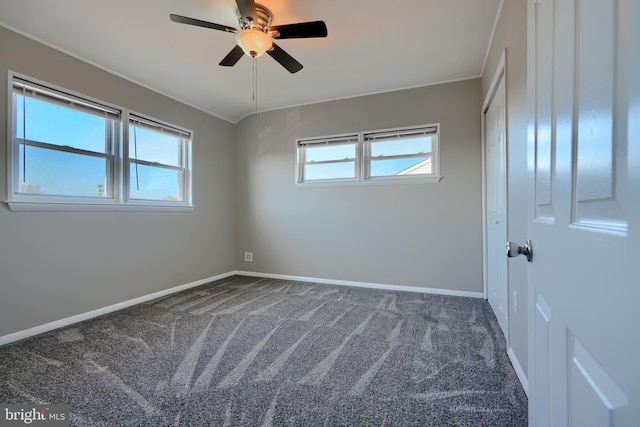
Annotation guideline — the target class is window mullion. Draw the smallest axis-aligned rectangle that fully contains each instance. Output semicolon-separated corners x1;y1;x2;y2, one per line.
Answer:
304;158;355;166
19;138;112;159
178;139;184;203
121;110;130;204
360;132;368;181
104;118;111;199
130;159;183;171
298;147;306;182
108;119;120;201
370;152;432;161
9;92;19;196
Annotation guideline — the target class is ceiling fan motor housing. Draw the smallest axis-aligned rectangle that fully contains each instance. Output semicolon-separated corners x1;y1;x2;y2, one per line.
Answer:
239;3;272;31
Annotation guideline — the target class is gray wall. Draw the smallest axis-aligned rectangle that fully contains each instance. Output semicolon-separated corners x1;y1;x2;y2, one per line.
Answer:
235;79;483;292
481;0;529;379
0;27;236;337
1;25;488;339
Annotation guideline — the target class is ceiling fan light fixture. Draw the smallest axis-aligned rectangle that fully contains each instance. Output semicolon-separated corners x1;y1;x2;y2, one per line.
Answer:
236;29;273;57
170;1;325;72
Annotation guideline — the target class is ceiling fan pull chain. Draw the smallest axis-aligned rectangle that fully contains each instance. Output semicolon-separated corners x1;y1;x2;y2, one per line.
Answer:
254;57;259;118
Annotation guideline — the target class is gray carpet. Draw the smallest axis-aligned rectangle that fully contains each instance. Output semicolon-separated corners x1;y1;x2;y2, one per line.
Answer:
0;276;527;426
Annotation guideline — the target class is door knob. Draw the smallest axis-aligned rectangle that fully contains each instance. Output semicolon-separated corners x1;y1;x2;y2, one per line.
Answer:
506;239;533;263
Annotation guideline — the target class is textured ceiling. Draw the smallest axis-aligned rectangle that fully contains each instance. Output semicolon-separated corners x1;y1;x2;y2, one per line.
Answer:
0;0;502;123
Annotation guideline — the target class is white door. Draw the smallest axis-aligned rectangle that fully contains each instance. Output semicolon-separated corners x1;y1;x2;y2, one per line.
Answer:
485;72;509;335
527;0;640;425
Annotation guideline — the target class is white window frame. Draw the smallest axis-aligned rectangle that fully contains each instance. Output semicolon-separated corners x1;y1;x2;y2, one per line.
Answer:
363;125;440;182
126;112;193;207
5;71;193;212
295;133;360;184
296;124;442;187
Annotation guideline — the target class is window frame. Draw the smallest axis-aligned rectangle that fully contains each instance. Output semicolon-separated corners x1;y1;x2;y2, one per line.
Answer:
295;133;360;184
125;112;193;206
363;125;440;182
296;124;442;187
5;71;193;212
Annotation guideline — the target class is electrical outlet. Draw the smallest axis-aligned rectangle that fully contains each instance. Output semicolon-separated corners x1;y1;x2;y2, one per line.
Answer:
512;290;518;314
244;252;253;262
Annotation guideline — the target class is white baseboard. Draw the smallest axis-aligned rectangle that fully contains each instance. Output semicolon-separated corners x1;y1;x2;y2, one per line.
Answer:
0;270;483;347
507;346;529;397
0;272;236;347
233;270;484;299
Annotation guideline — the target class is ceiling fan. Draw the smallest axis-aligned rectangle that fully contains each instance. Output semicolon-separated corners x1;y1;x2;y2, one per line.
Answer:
170;0;327;73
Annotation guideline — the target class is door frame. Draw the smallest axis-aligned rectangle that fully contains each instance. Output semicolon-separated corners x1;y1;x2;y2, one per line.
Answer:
481;49;509;336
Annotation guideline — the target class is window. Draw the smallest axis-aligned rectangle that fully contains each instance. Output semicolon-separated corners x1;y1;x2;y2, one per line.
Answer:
364;126;438;179
296;124;440;186
10;75;119;200
6;72;193;211
128;114;191;204
296;134;359;182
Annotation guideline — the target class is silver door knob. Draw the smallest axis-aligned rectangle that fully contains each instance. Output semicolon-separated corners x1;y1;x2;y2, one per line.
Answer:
506;239;533;263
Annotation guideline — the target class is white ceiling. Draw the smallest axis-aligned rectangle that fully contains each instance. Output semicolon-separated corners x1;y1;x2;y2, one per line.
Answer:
0;0;502;123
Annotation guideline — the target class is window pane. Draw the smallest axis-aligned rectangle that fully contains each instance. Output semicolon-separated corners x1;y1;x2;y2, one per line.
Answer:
370;136;432;158
370;156;432;177
305;144;355;163
130;163;181;201
305;162;356;180
129;124;181;167
16;95;110;154
18;145;109;197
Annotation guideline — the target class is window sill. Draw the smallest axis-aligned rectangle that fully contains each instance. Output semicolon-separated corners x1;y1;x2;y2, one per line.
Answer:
296;175;443;188
5;200;194;212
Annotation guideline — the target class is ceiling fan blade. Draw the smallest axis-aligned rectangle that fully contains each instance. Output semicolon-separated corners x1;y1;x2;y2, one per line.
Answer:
219;45;245;67
270;21;328;39
267;43;303;73
235;0;257;21
170;14;237;33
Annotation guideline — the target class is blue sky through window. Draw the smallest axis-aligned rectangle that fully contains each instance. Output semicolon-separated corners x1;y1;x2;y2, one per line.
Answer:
16;95;110;197
371;157;429;176
14;93;185;201
16;96;108;152
129;124;181;166
18;146;108;197
370;136;432;158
